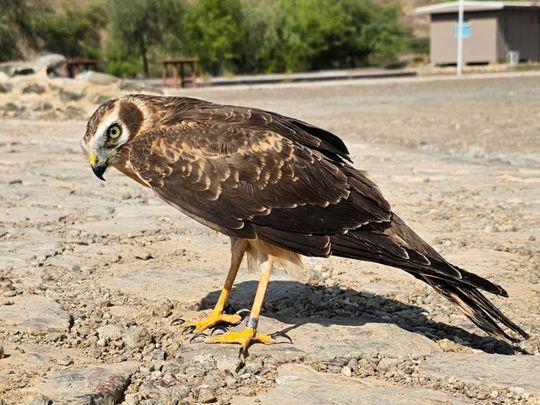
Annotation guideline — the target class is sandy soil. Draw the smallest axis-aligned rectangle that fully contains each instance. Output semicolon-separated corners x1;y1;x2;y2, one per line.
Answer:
0;72;539;404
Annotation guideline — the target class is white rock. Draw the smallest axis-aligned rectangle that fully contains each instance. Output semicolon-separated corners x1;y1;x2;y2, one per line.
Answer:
76;71;119;85
33;54;66;72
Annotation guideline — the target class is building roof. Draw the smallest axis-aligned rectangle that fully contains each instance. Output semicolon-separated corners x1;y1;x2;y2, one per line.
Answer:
415;1;540;15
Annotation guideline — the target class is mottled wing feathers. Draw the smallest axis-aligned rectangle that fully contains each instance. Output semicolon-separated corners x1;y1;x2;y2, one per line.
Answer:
266;113;352;163
127;117;390;245
126;111;494;285
134;95;353;163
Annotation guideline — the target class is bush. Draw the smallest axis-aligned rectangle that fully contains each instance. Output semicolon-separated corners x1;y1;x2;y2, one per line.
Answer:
407;37;430;55
104;45;142;78
0;0;39;62
105;0;185;77
34;0;106;59
181;0;244;76
1;0;411;76
185;0;407;75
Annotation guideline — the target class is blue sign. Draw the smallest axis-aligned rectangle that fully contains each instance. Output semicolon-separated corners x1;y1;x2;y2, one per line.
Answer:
455;22;471;38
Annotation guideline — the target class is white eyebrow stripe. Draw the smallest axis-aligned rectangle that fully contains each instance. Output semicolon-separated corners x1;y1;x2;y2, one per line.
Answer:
88;112;131;152
90;113;118;151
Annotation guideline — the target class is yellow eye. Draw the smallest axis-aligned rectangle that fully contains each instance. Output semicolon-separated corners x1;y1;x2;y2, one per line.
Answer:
107;124;122;139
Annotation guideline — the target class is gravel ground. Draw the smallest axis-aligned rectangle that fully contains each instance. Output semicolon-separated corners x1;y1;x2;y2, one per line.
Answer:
0;72;539;404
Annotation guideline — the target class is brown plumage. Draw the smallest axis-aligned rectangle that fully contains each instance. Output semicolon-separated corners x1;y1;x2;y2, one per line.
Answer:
82;94;528;344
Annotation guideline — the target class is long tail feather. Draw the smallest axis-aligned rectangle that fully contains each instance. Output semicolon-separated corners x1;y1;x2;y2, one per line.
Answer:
330;214;528;342
415;273;529;341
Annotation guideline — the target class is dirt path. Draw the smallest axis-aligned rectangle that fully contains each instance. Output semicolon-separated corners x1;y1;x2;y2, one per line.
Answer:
0;73;539;404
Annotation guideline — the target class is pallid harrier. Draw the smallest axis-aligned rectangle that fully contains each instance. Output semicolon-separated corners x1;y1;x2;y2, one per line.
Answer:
82;95;528;351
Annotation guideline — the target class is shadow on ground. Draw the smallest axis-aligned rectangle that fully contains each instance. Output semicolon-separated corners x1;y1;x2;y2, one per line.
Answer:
197;280;527;355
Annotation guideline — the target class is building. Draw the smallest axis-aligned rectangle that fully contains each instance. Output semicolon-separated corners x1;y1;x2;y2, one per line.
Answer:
415;1;540;65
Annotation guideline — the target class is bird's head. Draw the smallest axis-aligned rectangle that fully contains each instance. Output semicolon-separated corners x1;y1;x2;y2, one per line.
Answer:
81;96;146;181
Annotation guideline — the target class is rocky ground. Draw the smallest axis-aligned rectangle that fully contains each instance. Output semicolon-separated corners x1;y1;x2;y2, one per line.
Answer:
0;72;539;404
0;69;159;121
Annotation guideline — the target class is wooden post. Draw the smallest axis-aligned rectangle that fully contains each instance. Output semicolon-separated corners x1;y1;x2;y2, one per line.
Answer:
172;64;178;88
161;63;167;87
190;61;196;88
180;62;185;88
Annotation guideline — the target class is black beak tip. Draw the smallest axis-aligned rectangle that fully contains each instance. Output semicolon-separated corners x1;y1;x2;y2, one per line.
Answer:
91;164;106;181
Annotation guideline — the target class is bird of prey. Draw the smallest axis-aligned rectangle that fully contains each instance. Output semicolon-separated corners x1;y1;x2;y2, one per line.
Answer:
82;94;528;352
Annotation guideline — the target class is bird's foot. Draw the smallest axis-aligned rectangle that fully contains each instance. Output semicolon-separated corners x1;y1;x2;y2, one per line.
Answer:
172;310;242;333
207;325;292;352
206;327;273;351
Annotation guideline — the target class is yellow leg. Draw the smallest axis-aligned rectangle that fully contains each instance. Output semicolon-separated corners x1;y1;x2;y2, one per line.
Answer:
207;258;277;350
182;239;248;332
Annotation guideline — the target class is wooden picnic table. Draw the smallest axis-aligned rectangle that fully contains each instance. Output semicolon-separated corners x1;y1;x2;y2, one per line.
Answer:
161;58;197;88
66;58;100;78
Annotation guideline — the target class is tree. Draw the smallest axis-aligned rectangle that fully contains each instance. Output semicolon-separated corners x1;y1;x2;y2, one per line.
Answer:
273;0;351;72
342;0;406;66
181;0;244;75
158;0;187;55
232;0;406;74
234;0;279;73
34;0;106;59
1;0;409;76
107;0;159;77
106;0;185;77
0;0;39;62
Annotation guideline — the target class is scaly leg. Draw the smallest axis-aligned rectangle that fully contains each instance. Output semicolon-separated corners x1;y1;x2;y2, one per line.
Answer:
207;257;279;351
179;238;248;333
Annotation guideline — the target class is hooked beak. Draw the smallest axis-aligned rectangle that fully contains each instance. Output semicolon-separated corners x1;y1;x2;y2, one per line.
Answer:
89;152;107;181
91;164;107;181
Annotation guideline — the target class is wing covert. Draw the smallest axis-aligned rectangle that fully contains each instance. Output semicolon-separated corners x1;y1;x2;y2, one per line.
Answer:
127;118;391;251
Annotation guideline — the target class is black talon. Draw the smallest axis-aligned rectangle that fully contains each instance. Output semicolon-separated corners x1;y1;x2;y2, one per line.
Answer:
210;324;229;336
189;332;207;343
235;309;250;319
238;347;249;361
181;325;196;335
270;331;293;344
171;318;185;326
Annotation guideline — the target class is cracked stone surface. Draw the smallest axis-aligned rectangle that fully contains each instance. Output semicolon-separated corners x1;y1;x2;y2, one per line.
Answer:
0;296;71;335
232;364;471;404
419;352;540;396
0;73;539;403
32;362;139;404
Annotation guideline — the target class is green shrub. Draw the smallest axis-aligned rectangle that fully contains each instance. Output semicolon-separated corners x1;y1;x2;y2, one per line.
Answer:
1;0;411;76
0;0;39;62
181;0;244;76
407;37;430;54
34;0;106;59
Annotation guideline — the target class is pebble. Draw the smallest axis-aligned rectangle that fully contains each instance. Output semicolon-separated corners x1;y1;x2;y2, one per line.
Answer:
202;372;226;389
216;356;241;373
97;324;124;341
123;325;151;350
171;384;190;400
56;355;73;366
152;299;174;318
198;386;217;403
